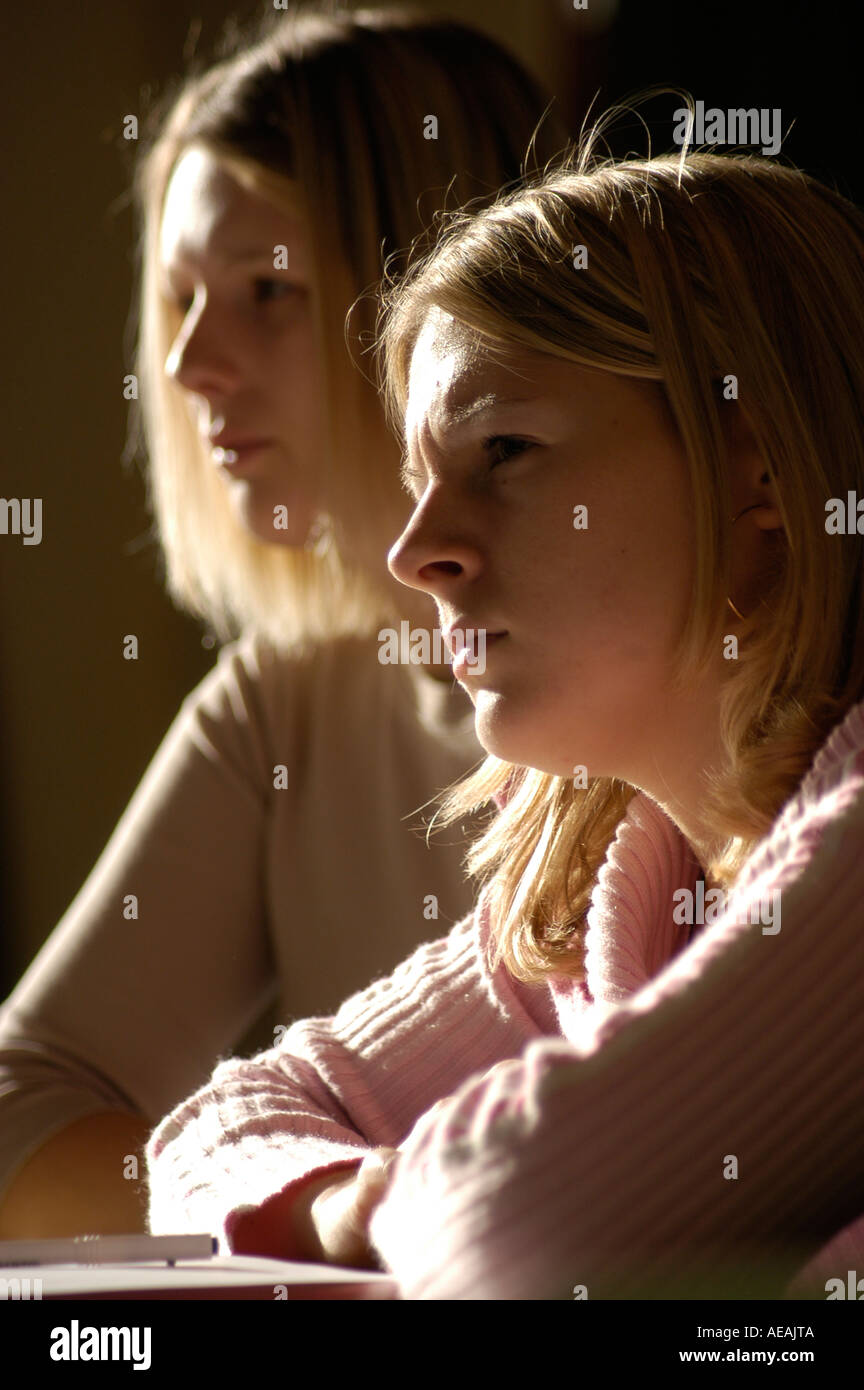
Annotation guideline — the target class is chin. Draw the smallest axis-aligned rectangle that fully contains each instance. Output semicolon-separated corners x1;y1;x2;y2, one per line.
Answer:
472;691;570;774
229;488;321;548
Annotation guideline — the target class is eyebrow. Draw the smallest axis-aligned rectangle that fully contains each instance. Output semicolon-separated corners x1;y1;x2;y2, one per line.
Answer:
161;247;302;276
449;393;539;424
399;393;546;495
222;248;297;266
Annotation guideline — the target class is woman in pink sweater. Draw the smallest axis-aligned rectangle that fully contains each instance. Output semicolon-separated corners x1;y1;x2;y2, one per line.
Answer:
146;131;864;1299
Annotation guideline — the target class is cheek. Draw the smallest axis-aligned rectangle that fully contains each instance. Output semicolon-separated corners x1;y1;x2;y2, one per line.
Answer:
264;327;326;421
527;526;692;678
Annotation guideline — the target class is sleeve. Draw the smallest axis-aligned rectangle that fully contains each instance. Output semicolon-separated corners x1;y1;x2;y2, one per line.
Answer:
368;780;864;1300
144;901;556;1257
0;634;280;1197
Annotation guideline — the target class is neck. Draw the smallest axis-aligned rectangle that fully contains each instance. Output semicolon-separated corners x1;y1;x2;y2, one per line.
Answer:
617;683;730;876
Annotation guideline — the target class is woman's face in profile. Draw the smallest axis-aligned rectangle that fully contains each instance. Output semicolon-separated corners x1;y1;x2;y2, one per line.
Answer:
389;308;722;786
159;145;328;547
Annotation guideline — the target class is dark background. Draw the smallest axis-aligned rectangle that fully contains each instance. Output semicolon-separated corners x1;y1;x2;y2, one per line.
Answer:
0;0;857;989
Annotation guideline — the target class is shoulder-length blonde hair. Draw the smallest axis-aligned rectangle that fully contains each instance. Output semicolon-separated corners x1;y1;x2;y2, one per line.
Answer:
132;4;566;647
378;122;864;982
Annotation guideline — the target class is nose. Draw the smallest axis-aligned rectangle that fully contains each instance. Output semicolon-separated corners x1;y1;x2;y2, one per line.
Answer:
164;293;242;398
387;489;483;600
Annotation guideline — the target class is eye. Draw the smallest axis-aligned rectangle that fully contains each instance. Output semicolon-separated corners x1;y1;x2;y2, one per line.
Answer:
253;278;305;303
483;435;533;468
400;465;425;499
163;286;195;315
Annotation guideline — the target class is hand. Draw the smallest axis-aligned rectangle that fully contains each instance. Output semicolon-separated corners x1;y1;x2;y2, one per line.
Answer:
308;1146;400;1269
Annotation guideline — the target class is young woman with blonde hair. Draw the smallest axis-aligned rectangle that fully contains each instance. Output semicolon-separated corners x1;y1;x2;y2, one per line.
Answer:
147;124;864;1299
0;6;566;1238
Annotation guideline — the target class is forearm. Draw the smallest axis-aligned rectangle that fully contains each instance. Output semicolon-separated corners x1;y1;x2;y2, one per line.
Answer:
0;1112;152;1238
147;904;546;1253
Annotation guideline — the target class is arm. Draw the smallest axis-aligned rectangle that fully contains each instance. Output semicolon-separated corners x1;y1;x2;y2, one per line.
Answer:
0;1112;152;1238
369;779;864;1299
145;902;557;1258
0;636;280;1235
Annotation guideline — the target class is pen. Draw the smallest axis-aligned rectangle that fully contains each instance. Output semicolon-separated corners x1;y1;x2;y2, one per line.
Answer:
0;1233;218;1267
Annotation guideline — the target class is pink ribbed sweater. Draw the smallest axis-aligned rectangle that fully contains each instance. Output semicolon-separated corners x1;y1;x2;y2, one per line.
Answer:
145;698;864;1299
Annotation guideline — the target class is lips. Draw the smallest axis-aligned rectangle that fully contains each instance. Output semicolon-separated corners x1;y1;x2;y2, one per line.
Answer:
209;436;271;451
207;435;274;472
442;618;507;649
439;619;507;681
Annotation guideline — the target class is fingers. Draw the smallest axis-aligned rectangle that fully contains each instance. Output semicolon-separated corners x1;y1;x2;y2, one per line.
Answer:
311;1148;401;1268
353;1148;399;1219
367;1146;400;1174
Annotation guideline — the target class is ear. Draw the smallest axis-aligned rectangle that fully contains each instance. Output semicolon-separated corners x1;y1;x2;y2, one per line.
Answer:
724;401;784;533
750;468;784;533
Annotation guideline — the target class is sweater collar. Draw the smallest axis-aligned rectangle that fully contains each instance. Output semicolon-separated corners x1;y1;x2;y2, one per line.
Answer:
578;793;703;1011
548;692;864;1032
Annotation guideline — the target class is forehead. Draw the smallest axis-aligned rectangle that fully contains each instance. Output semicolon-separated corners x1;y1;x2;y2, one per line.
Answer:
159;145;308;270
405;309;546;436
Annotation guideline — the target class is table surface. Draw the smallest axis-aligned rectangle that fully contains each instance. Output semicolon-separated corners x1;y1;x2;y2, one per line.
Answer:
0;1254;399;1300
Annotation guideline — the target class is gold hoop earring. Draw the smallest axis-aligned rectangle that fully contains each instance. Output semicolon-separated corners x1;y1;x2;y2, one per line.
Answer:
725;502;762;621
726;594;747;622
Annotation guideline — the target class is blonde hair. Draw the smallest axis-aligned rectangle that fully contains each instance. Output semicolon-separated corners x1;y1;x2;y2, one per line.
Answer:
378;123;864;981
133;4;566;647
